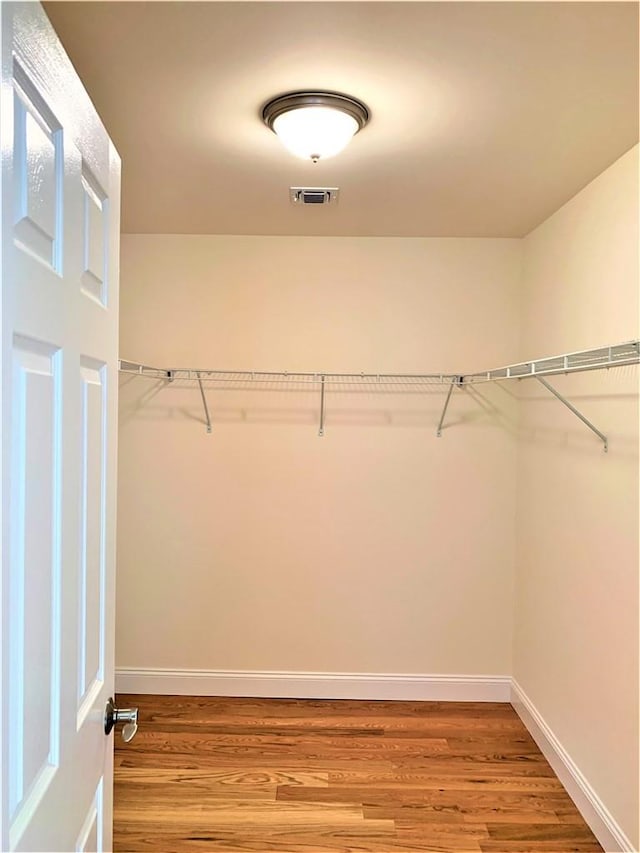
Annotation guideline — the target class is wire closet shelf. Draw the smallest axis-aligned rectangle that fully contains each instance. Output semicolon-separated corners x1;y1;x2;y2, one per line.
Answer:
119;340;640;449
119;341;639;385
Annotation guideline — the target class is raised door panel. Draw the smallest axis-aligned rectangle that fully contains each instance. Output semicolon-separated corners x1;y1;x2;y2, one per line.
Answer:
12;61;62;273
80;164;108;306
8;337;62;847
75;781;103;853
77;360;106;727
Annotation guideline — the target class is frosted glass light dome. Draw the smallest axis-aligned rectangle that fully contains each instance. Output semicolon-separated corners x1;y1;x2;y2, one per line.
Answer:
263;92;370;163
273;107;359;162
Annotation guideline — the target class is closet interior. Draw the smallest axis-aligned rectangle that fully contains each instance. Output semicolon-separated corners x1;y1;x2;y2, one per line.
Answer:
34;2;640;852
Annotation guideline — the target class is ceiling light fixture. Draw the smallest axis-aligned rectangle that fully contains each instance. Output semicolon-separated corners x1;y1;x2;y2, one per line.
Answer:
262;91;370;163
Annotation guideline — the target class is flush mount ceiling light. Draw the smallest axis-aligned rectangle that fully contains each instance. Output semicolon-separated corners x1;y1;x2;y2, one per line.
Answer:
262;91;370;163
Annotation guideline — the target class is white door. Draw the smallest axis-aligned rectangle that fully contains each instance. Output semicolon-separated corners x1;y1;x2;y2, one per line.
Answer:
1;3;121;850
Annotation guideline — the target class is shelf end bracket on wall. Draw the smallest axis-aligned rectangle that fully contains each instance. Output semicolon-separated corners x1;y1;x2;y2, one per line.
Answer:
196;372;212;434
536;376;608;452
437;377;463;438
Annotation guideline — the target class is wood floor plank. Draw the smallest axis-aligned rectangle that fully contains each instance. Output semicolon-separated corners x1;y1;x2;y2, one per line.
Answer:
113;825;453;853
359;790;576;809
113;695;603;853
284;775;565;794
486;823;599;842
330;759;557;782
148;724;384;738
480;843;602;853
114;797;367;825
278;785;460;805
115;781;278;802
459;808;566;825
116;751;396;773
115;767;329;787
122;730;450;761
394;821;489;851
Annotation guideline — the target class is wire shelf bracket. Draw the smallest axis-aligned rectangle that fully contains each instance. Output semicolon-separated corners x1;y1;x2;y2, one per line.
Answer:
436;376;463;438
196;372;212;434
318;375;326;437
536;376;608;452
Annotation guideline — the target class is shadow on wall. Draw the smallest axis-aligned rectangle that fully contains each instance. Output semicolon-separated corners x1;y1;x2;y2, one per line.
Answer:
118;375;520;436
517;417;639;457
118;373;639;457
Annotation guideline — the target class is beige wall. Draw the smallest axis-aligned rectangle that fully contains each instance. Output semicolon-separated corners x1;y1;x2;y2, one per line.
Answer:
117;236;521;675
514;146;639;847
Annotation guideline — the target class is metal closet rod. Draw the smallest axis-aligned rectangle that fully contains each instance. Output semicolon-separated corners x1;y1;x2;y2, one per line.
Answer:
119;339;639;448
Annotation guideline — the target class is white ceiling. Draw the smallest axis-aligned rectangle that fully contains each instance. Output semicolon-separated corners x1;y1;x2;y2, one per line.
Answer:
45;2;638;237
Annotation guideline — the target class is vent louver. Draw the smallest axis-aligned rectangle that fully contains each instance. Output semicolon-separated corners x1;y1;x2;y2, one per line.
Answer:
290;187;340;205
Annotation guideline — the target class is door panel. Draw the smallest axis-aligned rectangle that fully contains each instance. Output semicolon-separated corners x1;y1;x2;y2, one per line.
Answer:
77;359;106;727
12;62;63;272
9;338;62;827
2;3;121;850
75;780;103;853
80;165;109;306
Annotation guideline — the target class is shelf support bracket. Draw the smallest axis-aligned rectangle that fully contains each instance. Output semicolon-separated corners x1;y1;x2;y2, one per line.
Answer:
318;375;326;437
196;372;212;434
437;377;461;437
536;376;608;452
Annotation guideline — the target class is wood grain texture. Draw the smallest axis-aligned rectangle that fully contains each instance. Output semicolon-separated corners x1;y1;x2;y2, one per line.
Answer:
113;696;602;853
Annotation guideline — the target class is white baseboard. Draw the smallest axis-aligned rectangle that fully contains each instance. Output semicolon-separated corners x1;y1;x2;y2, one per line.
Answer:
511;679;635;853
115;667;511;702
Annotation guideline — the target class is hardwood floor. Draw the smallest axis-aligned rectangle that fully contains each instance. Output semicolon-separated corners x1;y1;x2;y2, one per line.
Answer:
113;695;603;853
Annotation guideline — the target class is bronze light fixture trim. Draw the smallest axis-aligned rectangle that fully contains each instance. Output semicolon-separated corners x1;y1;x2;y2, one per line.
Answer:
262;90;370;162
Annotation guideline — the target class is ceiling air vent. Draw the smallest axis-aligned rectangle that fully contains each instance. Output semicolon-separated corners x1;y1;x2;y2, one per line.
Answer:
290;187;340;205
